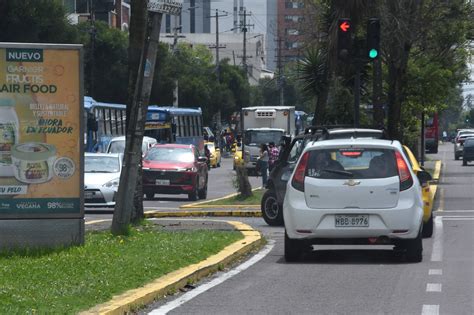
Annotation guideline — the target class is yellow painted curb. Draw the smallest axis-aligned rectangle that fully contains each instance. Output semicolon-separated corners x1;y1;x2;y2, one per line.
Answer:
432;160;441;181
81;221;264;315
144;210;262;218
180;187;263;209
428;160;442;212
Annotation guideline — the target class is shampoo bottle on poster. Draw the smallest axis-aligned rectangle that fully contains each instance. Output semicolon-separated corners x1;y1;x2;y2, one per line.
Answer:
0;98;19;177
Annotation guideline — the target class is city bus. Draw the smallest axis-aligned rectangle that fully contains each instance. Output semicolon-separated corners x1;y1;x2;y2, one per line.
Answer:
144;106;205;152
84;97;204;152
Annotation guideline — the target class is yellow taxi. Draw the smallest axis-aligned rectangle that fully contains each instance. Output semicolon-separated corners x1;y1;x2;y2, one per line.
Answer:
205;142;221;168
403;145;434;238
232;143;244;170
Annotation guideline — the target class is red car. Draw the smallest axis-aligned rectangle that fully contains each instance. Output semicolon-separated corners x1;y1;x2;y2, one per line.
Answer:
142;144;208;201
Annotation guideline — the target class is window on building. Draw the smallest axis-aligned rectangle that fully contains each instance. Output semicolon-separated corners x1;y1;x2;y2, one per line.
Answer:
284;15;304;22
286;28;300;35
285;1;305;9
285;41;301;49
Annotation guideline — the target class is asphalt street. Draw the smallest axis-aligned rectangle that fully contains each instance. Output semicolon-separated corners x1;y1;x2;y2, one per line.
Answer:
139;142;474;315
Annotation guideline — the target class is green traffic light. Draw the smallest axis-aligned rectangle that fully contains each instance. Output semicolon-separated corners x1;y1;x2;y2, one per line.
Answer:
369;49;378;59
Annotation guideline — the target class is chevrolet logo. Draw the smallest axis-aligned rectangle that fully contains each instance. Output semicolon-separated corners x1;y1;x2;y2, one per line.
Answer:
343;179;361;186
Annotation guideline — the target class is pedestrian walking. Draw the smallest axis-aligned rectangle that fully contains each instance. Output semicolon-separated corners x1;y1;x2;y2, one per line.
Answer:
268;141;280;172
258;143;269;187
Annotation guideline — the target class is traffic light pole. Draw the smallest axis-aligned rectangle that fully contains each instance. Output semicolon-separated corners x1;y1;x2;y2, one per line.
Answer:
354;63;361;128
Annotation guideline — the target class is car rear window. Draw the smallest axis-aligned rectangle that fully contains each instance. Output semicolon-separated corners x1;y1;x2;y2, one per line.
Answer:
145;147;194;163
464;139;474;147
306;148;398;179
328;131;383;139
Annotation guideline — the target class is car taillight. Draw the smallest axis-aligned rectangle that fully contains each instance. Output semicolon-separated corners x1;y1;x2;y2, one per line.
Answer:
291;151;309;192
456;137;460;143
395;151;413;191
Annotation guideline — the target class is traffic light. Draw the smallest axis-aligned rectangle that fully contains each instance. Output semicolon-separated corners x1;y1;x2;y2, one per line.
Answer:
337;18;352;61
367;18;380;60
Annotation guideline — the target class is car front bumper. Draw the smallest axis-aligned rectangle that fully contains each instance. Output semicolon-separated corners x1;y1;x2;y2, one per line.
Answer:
84;186;117;207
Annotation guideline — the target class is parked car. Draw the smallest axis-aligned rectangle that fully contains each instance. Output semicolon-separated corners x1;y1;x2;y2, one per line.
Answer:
106;136;157;155
142;144;208;201
462;138;474;166
205;141;221;168
261;127;386;226
84;153;122;207
454;133;474;160
283;138;427;262
402;145;434;237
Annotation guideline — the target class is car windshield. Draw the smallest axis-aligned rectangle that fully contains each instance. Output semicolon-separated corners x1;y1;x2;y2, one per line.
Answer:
85;156;120;173
306;148;398;179
108;140;148;153
145;147;194;163
244;130;283;145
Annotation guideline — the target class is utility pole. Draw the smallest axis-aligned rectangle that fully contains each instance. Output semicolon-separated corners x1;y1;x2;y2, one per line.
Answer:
208;9;228;131
238;10;254;76
166;17;185;107
88;0;96;97
277;37;284;106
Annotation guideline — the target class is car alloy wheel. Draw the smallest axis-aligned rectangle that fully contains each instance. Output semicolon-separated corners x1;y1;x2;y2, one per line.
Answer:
261;190;283;226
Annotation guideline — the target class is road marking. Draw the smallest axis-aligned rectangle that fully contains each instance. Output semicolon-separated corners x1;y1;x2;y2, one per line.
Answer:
437;188;444;212
422;304;439;315
436;210;474;212
442;218;474;221
431;216;443;262
148;240;275;315
426;283;442;292
429;269;443;275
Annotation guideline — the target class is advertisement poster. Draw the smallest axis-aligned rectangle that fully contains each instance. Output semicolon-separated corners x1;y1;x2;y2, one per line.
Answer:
0;44;82;219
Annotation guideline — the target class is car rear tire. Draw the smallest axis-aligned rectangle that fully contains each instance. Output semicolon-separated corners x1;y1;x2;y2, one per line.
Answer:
284;231;303;262
188;185;199;201
198;183;208;200
261;190;284;226
402;228;423;263
423;213;434;238
217;159;221;167
463;159;467;166
455;154;459;160
145;192;154;200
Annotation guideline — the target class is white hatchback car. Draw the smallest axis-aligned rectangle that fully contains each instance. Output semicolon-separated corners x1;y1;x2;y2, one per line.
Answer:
283;138;424;262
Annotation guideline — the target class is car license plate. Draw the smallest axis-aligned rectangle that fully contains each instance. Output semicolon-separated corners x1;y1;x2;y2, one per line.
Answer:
335;214;369;227
156;179;170;185
84;191;94;199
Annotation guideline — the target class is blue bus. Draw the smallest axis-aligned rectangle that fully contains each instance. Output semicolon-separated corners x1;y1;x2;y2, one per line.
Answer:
145;106;204;152
84;97;204;152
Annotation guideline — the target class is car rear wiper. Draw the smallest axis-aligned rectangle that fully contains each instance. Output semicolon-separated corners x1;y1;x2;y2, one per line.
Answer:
321;169;354;177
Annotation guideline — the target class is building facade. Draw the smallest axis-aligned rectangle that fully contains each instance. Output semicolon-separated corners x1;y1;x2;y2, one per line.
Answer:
161;0;211;34
266;0;307;71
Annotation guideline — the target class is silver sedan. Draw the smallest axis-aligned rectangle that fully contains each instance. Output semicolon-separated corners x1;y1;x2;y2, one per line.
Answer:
84;153;122;207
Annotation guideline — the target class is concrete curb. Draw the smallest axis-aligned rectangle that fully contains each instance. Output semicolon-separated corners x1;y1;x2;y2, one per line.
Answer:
81;221;264;315
145;210;262;218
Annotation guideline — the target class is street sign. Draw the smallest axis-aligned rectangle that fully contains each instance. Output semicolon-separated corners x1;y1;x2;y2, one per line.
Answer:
147;0;183;15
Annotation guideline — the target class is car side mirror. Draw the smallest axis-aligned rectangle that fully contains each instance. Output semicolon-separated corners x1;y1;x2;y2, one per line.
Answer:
216;148;220;152
198;157;207;163
417;170;432;184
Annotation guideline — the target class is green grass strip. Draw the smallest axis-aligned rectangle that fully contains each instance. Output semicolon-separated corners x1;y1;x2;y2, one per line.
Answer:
0;225;243;314
201;189;264;206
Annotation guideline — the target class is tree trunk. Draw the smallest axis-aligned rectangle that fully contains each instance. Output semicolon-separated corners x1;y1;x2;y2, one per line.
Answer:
235;165;252;198
127;0;147;224
312;61;330;126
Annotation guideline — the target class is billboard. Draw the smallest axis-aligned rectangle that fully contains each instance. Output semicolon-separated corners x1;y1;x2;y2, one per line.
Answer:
0;43;83;219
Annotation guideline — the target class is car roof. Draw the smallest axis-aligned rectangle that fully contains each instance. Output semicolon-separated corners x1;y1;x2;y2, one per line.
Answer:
150;143;194;149
109;136;157;142
85;152;122;158
304;138;401;150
